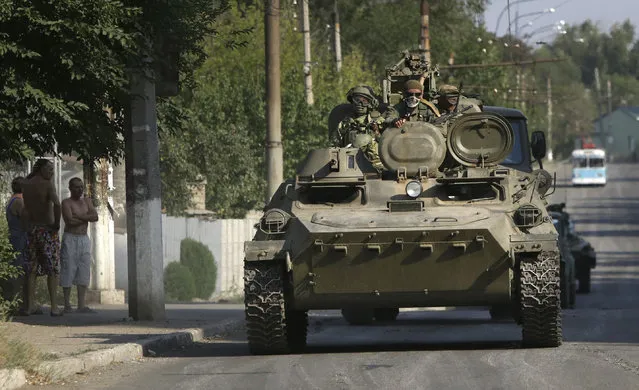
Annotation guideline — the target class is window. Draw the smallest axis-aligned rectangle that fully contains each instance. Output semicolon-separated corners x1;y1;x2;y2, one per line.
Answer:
573;158;587;168
502;119;524;165
589;158;605;168
298;186;363;205
437;183;502;202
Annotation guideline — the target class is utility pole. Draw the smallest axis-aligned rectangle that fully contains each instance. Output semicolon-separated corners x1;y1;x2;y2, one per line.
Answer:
265;0;283;202
126;59;165;321
521;71;527;112
420;0;431;64
607;79;613;114
300;0;314;105
594;67;605;146
332;0;342;73
547;76;553;161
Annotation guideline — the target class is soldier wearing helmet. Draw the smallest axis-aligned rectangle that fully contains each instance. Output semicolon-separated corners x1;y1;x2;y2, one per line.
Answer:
384;79;440;128
436;84;482;114
332;85;386;170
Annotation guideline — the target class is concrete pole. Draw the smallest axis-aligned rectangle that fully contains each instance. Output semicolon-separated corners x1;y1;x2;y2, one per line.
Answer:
265;0;283;203
85;158;122;304
300;0;314;105
332;0;342;73
126;63;165;321
594;67;605;147
547;76;553;161
515;69;521;107
607;79;612;114
420;0;431;64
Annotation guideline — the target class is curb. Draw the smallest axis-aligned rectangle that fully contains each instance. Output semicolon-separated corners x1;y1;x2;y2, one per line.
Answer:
33;317;244;384
0;369;26;390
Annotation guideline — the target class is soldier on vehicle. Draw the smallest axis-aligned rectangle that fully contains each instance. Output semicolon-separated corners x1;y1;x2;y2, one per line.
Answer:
435;84;482;114
384;79;440;128
332;85;386;170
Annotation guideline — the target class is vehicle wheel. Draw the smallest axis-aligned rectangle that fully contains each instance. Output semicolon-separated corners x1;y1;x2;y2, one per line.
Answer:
577;267;591;293
560;261;569;309
489;305;513;321
341;308;375;325
244;262;307;354
519;251;562;348
374;308;399;322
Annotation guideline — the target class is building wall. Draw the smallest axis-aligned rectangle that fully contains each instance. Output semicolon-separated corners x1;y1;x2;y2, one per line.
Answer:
114;215;259;299
595;110;639;161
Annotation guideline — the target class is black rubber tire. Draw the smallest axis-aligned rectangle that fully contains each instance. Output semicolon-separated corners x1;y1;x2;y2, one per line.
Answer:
374;308;400;322
560;261;568;309
569;281;577;308
519;251;562;348
341;308;375;325
577;267;591;293
244;262;308;355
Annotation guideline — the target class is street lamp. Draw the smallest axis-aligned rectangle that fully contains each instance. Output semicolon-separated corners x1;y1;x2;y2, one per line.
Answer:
522;20;566;40
494;0;538;35
508;8;556;36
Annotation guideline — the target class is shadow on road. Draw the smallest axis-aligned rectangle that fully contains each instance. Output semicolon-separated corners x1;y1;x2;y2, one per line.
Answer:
578;230;639;237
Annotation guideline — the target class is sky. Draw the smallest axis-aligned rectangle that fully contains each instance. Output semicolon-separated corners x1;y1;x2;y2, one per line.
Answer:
484;0;639;39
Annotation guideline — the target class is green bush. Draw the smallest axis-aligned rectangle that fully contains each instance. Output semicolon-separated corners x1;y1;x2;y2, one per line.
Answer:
0;217;22;320
179;238;217;300
164;262;197;302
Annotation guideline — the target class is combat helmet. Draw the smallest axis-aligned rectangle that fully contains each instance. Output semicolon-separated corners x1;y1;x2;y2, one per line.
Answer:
346;85;379;114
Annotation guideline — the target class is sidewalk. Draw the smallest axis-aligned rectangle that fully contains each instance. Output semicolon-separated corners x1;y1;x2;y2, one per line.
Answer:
0;303;245;388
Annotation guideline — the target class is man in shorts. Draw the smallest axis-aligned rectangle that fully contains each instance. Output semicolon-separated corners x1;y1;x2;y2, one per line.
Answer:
60;177;98;313
22;159;62;316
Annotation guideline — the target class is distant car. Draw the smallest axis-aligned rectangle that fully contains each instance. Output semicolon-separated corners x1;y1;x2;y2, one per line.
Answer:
548;203;597;295
548;209;577;309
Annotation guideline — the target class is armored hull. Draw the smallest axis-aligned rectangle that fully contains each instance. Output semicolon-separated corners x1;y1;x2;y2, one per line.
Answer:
243;112;562;354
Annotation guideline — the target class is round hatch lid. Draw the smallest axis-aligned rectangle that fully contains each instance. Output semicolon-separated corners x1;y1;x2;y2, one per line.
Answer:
378;121;446;175
446;112;514;167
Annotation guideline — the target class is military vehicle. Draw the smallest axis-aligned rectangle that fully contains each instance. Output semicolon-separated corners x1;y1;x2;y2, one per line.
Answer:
548;207;577;309
244;51;562;355
548;203;597;293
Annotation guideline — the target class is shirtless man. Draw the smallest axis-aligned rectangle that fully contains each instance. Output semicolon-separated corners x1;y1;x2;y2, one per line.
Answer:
21;159;62;316
60;177;98;313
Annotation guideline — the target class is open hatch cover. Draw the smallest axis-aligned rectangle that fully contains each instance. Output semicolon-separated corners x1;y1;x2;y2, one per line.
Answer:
447;112;514;167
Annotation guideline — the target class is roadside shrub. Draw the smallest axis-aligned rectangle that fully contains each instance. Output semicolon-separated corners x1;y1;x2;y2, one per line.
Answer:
0;217;21;320
179;238;217;300
164;262;197;302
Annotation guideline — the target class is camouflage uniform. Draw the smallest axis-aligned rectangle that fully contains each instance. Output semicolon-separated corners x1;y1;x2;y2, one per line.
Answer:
384;79;440;124
436;84;482;114
332;86;386;170
384;100;439;123
333;112;385;170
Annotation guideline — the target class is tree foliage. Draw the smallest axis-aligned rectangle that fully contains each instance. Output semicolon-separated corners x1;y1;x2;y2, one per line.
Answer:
158;3;376;217
0;0;230;162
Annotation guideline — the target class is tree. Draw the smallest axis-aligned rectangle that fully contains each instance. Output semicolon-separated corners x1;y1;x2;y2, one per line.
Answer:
158;3;376;217
0;0;231;162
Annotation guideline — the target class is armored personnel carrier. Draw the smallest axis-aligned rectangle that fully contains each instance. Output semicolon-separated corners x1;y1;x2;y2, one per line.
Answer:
244;52;561;354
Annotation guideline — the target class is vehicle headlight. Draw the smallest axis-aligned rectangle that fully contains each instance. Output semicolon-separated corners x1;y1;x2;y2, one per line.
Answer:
405;180;423;198
259;208;291;234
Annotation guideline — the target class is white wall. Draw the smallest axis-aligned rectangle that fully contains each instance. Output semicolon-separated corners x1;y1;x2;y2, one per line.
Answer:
114;215;259;299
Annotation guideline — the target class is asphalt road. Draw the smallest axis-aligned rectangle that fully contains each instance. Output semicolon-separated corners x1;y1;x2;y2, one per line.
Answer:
34;163;639;390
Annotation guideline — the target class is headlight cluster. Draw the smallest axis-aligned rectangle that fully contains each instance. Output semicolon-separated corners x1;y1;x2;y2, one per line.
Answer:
259;208;291;234
405;180;423;198
513;204;543;228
